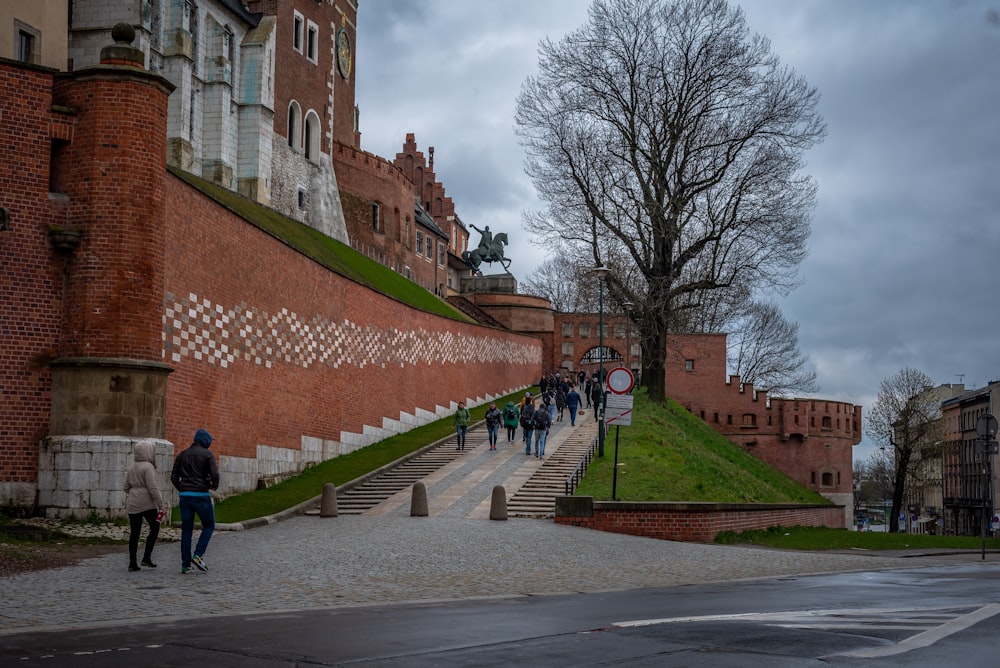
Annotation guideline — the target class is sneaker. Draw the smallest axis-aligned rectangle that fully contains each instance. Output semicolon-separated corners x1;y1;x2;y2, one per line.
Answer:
181;566;192;574
192;555;208;572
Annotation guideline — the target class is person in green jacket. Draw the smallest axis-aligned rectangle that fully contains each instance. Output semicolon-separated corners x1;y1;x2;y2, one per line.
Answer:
501;401;520;443
453;401;471;450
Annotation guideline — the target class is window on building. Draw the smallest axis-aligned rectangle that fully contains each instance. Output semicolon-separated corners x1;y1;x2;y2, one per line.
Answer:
404;265;411;279
438;243;445;266
293;12;304;53
822;416;832;430
297;188;306;210
287;101;301;149
562;323;573;337
713;413;719;423
614;323;625;338
579;323;591;338
415;231;423;256
17;25;38;64
685;359;694;371
304;111;320;161
371;202;382;232
727;415;733;425
742;413;756;427
562;342;574;356
306;21;318;63
425;235;433;258
821;472;834;486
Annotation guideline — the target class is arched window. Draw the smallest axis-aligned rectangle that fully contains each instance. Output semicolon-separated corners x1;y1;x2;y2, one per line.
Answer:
287;101;301;149
304;111;321;161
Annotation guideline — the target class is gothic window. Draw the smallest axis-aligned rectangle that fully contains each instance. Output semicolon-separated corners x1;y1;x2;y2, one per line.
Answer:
287;101;301;149
303;111;320;160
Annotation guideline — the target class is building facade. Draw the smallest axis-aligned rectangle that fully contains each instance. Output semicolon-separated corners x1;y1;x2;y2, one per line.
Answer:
942;382;1000;536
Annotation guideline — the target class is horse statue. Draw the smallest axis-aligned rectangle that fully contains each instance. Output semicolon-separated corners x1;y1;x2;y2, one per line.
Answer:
462;224;511;274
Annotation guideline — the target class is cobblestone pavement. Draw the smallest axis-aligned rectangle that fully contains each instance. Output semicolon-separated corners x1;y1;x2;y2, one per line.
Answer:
0;416;984;633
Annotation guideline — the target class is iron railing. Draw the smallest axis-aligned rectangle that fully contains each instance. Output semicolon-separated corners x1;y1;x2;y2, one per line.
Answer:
564;435;600;495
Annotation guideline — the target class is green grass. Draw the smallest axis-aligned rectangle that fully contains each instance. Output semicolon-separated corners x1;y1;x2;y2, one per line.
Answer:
715;525;1000;551
200;388;536;524
574;388;829;504
168;166;471;322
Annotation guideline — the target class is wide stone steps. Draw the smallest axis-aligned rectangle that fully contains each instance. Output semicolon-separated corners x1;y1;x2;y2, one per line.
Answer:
335;433;475;515
507;427;598;518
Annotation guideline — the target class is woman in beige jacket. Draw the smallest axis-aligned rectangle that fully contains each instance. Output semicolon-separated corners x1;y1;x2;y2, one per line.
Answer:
124;439;166;571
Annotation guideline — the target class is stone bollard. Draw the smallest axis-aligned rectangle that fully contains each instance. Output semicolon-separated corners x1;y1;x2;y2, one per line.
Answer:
319;482;338;518
489;485;507;521
410;481;428;517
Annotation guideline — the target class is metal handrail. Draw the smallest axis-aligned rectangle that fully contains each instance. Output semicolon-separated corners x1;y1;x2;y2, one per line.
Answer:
564;436;600;495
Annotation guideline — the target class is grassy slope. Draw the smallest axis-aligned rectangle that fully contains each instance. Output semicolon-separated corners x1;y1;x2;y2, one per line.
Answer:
575;388;830;504
168;166;471;322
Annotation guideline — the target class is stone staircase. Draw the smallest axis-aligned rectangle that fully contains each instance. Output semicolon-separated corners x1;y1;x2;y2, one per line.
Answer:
506;423;598;518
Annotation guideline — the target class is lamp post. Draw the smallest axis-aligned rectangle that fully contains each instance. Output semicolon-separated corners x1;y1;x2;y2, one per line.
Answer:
622;301;633;375
592;266;610;457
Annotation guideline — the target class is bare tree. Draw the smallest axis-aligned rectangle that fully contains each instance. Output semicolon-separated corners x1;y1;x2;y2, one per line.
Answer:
865;368;940;533
725;301;817;396
521;256;597;312
516;0;825;402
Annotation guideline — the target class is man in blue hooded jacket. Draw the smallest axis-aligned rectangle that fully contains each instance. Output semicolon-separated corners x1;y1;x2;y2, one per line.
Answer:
171;428;220;574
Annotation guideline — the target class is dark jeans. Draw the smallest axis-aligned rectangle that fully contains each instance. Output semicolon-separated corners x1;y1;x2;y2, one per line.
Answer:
568;405;579;425
506;425;517;441
179;494;215;568
128;508;160;565
523;429;534;454
456;425;468;449
487;423;499;445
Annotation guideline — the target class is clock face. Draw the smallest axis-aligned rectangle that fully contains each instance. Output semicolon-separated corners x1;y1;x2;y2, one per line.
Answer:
336;28;352;79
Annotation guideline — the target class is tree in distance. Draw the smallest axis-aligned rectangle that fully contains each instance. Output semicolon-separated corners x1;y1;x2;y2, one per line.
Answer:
516;0;826;402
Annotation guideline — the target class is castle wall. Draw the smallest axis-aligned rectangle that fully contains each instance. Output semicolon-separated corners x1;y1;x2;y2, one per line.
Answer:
161;173;540;497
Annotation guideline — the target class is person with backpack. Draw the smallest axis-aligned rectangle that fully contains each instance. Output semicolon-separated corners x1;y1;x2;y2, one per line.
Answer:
565;386;582;426
484;402;502;450
502;401;520;443
519;398;535;454
555;385;567;422
532;400;553;458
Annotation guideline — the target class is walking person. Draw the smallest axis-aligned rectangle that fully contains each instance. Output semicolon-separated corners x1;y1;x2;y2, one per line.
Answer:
171;428;219;574
584;377;593;408
565;386;581;426
453;401;471;450
484;402;502;450
555;385;567;422
591;379;604;421
502;401;520;443
532;401;553;458
520;399;535;454
124;439;166;572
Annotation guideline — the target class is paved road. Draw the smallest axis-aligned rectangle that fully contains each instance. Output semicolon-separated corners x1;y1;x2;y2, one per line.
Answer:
0;412;988;635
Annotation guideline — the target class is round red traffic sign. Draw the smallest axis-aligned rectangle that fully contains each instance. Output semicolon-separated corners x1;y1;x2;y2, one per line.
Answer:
606;367;635;394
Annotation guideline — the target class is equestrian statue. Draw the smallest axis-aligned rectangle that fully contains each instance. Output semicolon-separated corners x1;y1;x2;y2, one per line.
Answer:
462;224;510;274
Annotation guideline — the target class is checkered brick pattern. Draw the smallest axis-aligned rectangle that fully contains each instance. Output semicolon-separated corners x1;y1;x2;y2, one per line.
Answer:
163;293;541;370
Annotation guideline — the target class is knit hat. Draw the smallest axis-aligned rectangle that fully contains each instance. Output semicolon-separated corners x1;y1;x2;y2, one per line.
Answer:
193;428;213;448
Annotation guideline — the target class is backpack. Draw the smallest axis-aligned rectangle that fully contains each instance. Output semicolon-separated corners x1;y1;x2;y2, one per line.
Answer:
520;405;535;427
532;408;550;430
504;406;516;420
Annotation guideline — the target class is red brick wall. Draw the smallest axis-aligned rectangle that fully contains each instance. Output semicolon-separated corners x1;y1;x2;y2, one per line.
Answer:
162;174;541;461
552;312;634;377
555;500;846;542
0;63;64;483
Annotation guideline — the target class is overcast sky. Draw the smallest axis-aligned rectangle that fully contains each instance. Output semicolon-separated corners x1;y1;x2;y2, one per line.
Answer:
355;0;1000;462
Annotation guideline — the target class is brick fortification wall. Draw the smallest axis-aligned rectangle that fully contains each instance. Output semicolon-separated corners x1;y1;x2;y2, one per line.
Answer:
555;498;847;542
162;174;541;494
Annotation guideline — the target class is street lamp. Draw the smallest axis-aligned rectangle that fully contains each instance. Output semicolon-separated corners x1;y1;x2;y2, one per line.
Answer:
592;265;610;457
622;301;633;374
